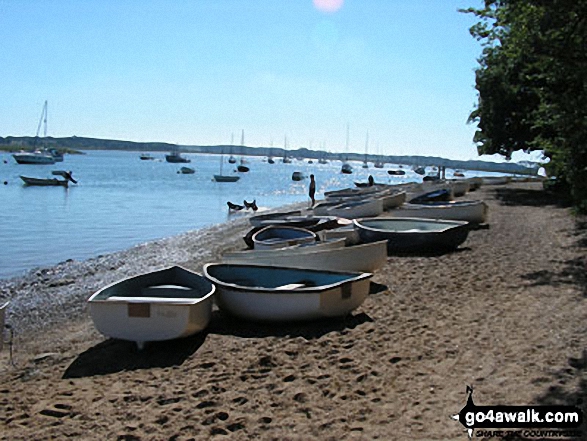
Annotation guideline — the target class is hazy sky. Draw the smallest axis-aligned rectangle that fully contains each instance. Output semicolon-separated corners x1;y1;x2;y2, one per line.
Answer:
1;0;530;161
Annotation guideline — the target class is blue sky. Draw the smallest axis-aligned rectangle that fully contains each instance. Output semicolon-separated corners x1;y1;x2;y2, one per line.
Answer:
1;0;536;162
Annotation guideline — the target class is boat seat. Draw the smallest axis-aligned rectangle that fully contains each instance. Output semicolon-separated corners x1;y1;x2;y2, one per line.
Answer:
106;296;196;304
275;283;307;290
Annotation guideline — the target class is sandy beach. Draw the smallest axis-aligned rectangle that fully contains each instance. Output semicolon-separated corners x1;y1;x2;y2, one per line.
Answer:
1;181;586;440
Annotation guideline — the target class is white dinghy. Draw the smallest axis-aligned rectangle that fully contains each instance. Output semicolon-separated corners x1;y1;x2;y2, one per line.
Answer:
88;266;215;350
222;238;346;261
223;240;387;273
385;200;488;224
203;263;373;322
251;226;317;250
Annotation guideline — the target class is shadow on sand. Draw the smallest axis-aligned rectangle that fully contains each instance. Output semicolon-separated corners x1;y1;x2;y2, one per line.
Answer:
502;351;587;441
207;310;373;340
493;187;572;208
63;332;208;379
521;218;587;297
64;288;379;378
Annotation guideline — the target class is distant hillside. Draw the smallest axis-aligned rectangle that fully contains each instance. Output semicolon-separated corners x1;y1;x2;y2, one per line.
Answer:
0;135;540;175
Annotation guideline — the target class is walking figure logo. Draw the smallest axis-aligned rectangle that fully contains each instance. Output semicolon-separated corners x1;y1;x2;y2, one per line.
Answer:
451;385;475;440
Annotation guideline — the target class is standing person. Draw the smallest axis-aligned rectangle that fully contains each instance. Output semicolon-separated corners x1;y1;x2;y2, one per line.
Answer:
368;175;374;186
309;174;316;207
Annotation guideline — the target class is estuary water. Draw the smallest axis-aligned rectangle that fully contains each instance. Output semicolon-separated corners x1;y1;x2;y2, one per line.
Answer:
1;150;429;279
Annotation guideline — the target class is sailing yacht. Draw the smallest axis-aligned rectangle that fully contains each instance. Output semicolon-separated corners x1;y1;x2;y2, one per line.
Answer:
13;101;63;165
341;124;353;174
214;148;240;182
282;135;291;163
362;132;369;169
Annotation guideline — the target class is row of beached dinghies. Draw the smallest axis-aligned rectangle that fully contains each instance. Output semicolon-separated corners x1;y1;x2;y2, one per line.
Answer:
85;175;536;350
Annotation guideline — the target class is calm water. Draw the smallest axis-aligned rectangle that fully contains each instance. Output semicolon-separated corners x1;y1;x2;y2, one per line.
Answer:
1;150;432;279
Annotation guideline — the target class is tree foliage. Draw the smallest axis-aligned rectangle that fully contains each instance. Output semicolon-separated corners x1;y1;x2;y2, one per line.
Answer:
463;0;587;211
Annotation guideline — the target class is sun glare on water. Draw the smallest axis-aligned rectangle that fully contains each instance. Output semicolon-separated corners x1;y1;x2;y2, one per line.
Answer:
313;0;344;13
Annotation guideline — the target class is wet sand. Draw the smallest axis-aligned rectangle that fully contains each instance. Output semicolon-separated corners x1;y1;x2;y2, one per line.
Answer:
1;181;586;440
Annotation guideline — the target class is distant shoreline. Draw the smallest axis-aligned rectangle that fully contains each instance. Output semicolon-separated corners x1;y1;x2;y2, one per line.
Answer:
1;135;540;175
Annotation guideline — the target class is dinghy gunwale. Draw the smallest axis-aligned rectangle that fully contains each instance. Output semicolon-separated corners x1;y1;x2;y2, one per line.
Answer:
203;263;372;294
353;217;469;234
88;265;216;305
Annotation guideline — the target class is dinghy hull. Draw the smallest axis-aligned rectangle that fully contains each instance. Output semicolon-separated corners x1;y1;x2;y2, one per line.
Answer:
88;266;215;349
354;217;470;254
203;264;372;322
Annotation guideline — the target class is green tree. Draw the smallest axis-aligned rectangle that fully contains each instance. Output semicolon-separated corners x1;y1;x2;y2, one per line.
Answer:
463;0;587;211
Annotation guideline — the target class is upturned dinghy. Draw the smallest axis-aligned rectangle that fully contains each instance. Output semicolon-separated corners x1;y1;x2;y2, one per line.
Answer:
251;226;317;250
203;263;373;322
353;217;470;253
88;266;215;350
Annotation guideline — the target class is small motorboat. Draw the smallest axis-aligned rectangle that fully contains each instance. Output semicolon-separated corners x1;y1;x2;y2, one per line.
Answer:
353;217;470;254
292;171;305;181
179;166;195;174
237;164;250;172
20;176;69;187
140;153;155;160
387;169;405;175
214;174;240;182
341;163;353;174
386;200;488;224
88;266;215;350
203;263;373;321
252;226;317;250
165;152;190;163
223;240;387;273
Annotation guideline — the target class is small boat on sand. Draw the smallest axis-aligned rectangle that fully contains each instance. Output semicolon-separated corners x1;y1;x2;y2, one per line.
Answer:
449;180;470;197
252;226;317;250
249;210;302;227
223;238;345;260
324;198;384;219
354;217;470;253
318;224;361;245
203;263;373;321
88;266;215;350
481;176;510;185
408;188;452;204
223;240;387;273
386;200;488;224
